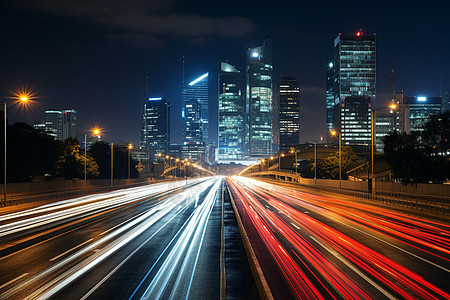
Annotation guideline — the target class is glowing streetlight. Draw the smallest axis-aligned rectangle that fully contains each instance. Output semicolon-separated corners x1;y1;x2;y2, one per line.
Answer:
84;128;103;184
3;93;31;206
128;144;133;179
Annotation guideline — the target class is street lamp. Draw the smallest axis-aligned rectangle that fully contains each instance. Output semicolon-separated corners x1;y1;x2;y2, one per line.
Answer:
84;127;102;184
331;130;341;189
3;95;30;206
290;148;297;176
175;158;180;177
128;144;133;179
279;153;285;172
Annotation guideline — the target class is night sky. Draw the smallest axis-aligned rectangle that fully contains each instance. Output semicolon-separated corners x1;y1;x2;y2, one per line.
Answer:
1;0;449;146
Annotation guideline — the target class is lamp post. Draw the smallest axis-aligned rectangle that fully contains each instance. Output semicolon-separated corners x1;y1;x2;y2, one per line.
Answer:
279;153;285;172
290;148;297;176
128;144;133;179
3;95;30;207
84;128;101;185
176;158;179;177
331;130;341;189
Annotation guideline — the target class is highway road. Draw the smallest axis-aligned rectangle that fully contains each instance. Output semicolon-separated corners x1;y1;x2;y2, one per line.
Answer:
228;176;450;300
0;176;258;299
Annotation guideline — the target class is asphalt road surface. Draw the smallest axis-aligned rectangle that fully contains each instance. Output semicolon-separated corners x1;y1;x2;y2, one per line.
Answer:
228;176;450;299
0;177;258;299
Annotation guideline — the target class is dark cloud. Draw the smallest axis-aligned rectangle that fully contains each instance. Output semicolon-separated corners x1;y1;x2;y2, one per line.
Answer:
10;0;255;45
108;33;166;48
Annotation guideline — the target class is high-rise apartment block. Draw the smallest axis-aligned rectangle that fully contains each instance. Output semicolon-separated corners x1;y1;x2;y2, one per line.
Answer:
332;31;376;146
278;75;300;149
140;97;170;162
218;62;245;161
246;39;273;157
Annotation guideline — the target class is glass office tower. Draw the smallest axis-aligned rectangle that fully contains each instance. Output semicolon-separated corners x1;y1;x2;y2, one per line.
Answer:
246;39;273;157
333;31;376;146
325;60;334;141
278;75;300;150
45;109;63;140
140;97;170;162
182;72;209;144
62;109;77;140
404;96;442;132
218;62;245;161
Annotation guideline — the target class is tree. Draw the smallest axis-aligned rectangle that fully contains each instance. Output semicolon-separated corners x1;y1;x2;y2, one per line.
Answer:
1;122;63;182
302;146;359;179
89;141;138;179
57;137;99;179
383;112;450;183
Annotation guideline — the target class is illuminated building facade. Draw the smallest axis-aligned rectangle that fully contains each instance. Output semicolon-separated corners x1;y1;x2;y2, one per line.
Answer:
374;93;403;153
140;97;170;162
335;96;372;146
184;98;203;143
44;109;77;141
333;31;376;146
44;109;63;140
218;62;245;160
246;39;273;157
62;109;77;140
278;75;300;149
403;96;442;132
182;72;209;144
325;60;335;141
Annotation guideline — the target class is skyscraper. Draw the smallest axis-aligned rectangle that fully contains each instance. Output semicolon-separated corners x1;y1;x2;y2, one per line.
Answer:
246;39;273;157
403;96;442;132
44;109;63;140
218;62;245;161
374;93;404;153
325;60;335;141
333;31;376;146
278;75;300;149
140;97;170;162
182;72;209;144
184;98;203;143
62;109;77;140
335;96;372;146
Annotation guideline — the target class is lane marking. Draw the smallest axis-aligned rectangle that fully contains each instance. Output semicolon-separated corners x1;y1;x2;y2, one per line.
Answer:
0;273;29;290
50;239;94;262
309;235;396;299
291;223;301;230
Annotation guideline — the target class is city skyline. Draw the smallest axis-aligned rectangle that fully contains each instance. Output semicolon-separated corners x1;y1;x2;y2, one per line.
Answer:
1;1;449;146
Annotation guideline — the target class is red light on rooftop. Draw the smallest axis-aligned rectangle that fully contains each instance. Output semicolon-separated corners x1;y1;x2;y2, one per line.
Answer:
356;32;361;36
